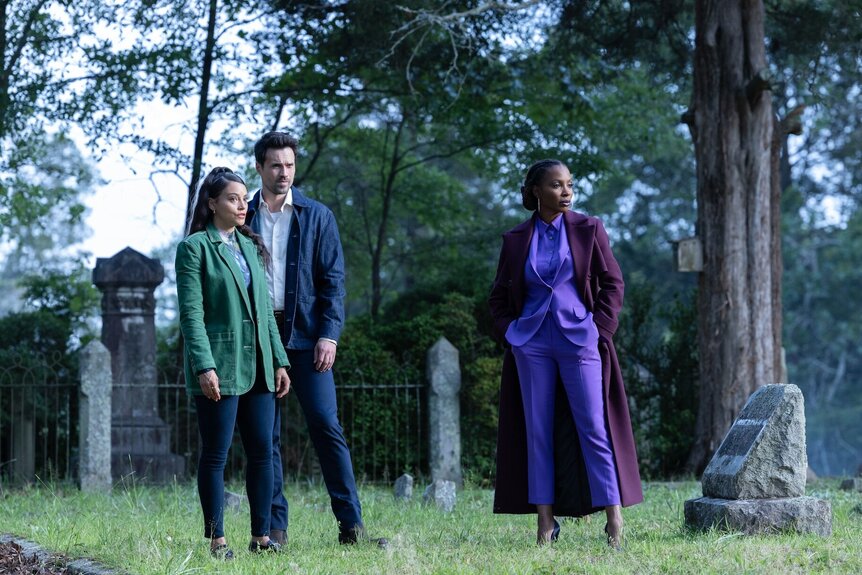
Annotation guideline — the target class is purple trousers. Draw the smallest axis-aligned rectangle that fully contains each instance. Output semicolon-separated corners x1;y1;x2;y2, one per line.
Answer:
511;315;621;507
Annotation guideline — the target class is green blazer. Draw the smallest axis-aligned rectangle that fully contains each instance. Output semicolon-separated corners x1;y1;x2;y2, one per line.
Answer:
176;222;289;395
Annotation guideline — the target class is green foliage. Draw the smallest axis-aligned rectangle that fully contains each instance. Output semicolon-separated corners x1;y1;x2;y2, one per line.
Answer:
335;284;501;482
616;273;698;479
782;185;862;475
0;134;95;247
19;263;100;337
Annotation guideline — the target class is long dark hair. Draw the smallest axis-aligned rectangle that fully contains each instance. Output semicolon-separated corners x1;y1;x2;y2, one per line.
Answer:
187;167;270;265
520;159;565;211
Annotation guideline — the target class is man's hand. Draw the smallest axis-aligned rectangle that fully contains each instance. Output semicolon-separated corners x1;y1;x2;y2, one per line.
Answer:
314;339;337;372
275;366;291;398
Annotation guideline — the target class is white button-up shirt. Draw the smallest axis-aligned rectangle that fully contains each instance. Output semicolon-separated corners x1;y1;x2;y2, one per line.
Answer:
257;188;294;311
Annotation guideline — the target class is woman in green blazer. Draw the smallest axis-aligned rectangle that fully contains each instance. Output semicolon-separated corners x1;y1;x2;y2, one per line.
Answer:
177;167;290;558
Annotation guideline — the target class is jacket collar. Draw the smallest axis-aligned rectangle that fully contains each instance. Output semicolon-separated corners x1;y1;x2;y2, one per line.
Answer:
205;221;254;315
505;210;595;301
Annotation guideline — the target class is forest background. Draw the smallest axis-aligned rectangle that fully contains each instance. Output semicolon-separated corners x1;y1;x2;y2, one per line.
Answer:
1;0;860;481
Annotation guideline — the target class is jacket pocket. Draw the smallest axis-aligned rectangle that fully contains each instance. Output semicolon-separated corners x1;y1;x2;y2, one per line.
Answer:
207;331;236;383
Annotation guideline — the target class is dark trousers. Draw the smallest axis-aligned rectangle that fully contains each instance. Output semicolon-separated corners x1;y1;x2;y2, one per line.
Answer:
195;376;275;539
270;349;362;533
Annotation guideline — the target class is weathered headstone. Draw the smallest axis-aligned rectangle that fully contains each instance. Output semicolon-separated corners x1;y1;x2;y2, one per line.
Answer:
224;490;247;511
427;337;462;486
701;384;807;499
79;340;113;492
685;384;832;536
423;479;456;512
394;473;414;500
93;248;184;482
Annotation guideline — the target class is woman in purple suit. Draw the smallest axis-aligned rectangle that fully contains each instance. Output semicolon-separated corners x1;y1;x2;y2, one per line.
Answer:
489;160;643;548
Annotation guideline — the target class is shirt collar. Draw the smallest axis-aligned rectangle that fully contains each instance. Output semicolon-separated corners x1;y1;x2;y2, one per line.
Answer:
537;215;563;236
262;187;293;213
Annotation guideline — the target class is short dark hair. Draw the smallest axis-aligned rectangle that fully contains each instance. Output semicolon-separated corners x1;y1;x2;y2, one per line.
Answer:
520;159;565;211
254;131;299;165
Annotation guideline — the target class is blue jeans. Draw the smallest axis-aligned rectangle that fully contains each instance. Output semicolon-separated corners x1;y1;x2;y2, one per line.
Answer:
195;376;275;539
271;349;362;533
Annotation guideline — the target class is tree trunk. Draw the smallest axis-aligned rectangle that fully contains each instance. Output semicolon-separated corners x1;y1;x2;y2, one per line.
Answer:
685;0;779;474
0;0;8;138
184;0;218;233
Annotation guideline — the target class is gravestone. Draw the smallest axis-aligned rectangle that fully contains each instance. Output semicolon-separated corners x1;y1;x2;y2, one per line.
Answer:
423;479;456;512
685;384;832;536
394;473;414;500
224;490;247;511
79;340;112;492
93;248;185;482
427;337;462;486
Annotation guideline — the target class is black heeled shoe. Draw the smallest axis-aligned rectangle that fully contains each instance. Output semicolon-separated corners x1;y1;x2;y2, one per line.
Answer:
604;523;622;551
248;539;281;553
537;519;560;545
210;544;234;560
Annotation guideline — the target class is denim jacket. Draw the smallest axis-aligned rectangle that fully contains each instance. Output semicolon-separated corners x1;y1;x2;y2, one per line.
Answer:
246;187;346;350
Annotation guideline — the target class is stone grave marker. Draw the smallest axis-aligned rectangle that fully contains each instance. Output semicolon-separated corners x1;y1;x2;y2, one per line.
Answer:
685;384;832;536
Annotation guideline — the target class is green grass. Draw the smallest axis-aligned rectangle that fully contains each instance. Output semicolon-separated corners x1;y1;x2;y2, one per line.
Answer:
0;479;860;574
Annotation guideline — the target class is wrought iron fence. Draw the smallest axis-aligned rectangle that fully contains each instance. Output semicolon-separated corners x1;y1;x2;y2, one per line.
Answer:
1;356;425;485
0;353;78;485
156;369;427;483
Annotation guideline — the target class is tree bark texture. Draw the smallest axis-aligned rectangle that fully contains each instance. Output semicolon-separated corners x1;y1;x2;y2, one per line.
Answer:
686;0;779;473
184;0;218;233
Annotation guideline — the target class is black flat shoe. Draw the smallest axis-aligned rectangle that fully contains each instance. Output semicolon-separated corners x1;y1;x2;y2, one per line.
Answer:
248;539;281;553
210;544;234;560
604;523;622;551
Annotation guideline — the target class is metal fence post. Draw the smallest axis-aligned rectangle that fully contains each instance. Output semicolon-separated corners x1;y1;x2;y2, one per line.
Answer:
79;340;112;492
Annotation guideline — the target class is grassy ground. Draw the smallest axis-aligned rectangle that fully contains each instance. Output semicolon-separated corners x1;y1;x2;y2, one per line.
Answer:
0;478;860;574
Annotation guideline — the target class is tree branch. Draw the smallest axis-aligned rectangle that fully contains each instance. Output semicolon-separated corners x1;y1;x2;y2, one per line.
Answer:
5;0;51;75
383;0;543;92
779;104;805;136
394;136;498;175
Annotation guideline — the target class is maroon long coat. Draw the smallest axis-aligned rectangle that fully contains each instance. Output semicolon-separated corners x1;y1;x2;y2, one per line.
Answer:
488;210;643;516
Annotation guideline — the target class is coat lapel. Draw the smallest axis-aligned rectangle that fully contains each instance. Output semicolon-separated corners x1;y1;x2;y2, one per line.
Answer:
207;223;253;316
504;217;534;315
564;211;595;302
237;233;261;313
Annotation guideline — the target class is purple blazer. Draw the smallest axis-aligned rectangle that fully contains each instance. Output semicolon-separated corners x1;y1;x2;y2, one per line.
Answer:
489;210;643;516
505;222;597;348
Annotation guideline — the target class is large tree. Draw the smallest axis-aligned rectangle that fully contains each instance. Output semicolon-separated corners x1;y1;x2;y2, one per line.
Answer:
682;0;783;472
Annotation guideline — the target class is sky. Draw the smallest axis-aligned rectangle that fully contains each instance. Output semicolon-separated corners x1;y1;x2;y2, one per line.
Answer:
76;100;258;264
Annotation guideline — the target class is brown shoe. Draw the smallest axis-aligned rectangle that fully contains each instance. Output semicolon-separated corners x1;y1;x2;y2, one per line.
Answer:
339;526;389;549
270;529;287;546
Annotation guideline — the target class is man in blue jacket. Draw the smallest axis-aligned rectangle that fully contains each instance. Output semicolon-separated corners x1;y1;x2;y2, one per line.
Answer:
246;131;385;548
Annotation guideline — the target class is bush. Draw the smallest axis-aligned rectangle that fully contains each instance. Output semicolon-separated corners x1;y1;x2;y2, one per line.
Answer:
616;275;698;479
335;288;502;483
